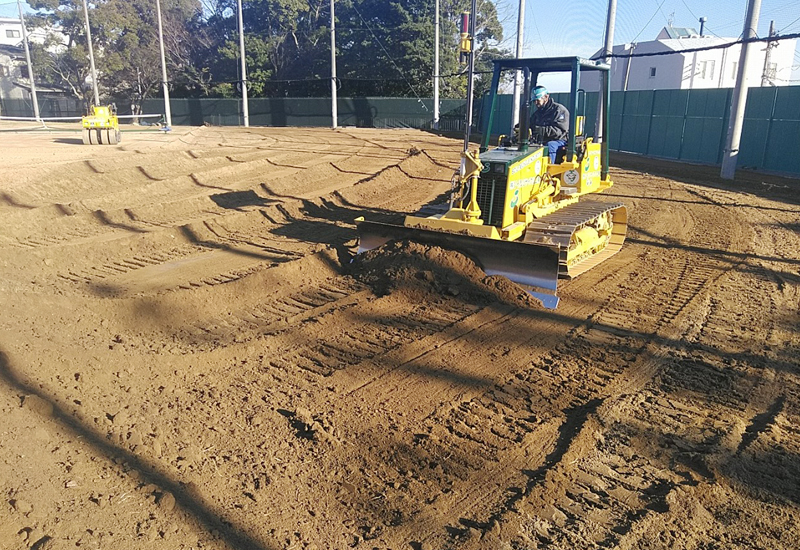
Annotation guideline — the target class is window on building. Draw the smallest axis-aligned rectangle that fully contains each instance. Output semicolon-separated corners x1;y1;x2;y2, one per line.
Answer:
707;60;715;80
19;65;28;79
649;67;657;78
6;29;21;38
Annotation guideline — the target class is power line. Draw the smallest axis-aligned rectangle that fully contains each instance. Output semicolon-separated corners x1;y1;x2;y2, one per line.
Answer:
782;15;800;31
678;0;722;38
348;0;428;108
654;0;671;27
527;0;548;57
595;32;800;59
630;0;667;44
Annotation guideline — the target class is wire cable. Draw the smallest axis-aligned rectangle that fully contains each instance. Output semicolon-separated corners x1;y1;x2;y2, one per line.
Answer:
630;0;668;44
595;32;800;59
678;0;722;38
527;0;549;57
347;0;429;109
781;15;800;31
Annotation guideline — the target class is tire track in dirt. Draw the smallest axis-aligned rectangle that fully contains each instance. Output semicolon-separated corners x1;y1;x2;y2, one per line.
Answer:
487;191;800;550
415;258;733;548
179;279;372;351
343;181;748;549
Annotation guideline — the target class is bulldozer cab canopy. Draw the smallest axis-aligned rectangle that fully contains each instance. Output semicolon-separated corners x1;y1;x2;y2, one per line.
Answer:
481;56;612;178
490;56;609;73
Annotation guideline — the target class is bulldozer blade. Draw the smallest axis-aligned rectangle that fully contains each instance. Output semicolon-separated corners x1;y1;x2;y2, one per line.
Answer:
356;219;562;308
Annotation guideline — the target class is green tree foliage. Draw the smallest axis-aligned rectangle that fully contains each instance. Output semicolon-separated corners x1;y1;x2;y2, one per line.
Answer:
27;0;209;112
333;0;508;98
208;0;510;98
24;0;509;104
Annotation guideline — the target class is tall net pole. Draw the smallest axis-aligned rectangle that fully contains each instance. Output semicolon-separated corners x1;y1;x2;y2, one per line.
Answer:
81;0;100;106
330;0;338;129
596;0;617;143
433;0;439;130
155;0;172;128
237;0;249;127
17;0;40;121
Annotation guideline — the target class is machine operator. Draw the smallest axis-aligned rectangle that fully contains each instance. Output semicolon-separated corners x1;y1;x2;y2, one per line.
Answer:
530;85;569;164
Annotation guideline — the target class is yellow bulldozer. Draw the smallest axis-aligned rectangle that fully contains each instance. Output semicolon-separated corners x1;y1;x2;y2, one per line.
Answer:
81;104;121;145
356;56;627;309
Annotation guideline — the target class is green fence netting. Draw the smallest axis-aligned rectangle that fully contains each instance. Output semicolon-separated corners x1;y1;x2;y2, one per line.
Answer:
3;89;798;177
139;97;467;132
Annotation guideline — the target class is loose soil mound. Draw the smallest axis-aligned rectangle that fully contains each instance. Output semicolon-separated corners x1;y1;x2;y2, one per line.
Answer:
352;240;540;308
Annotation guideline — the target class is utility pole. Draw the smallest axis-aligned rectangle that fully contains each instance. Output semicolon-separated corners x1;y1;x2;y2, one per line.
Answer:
761;20;777;87
330;0;337;129
237;0;249;127
433;0;439;130
721;0;761;180
511;0;525;133
155;0;172;129
17;0;40;121
596;0;617;143
81;0;100;106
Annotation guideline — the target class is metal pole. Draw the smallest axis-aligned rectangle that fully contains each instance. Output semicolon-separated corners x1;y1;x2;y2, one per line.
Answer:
433;0;439;130
155;0;172;128
721;0;761;180
596;0;616;142
17;0;40;121
623;43;634;90
237;0;249;127
81;0;100;106
462;0;478;152
761;20;776;87
330;0;337;129
511;0;525;133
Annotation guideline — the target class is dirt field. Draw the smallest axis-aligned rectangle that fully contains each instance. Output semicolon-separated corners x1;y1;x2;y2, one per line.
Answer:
1;124;798;550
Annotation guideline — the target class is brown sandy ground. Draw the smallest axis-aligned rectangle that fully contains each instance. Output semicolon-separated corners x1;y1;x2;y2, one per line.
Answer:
0;123;799;550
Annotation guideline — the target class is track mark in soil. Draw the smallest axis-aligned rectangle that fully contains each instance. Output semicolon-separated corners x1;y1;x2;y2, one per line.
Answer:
399;212;744;548
268;297;482;378
180;280;372;350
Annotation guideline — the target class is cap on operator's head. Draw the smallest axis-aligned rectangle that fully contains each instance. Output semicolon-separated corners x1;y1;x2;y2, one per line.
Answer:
532;86;549;100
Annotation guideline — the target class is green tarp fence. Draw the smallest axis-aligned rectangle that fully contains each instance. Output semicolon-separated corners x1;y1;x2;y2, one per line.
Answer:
480;87;800;176
0;96;83;118
138;97;467;132
3;89;798;176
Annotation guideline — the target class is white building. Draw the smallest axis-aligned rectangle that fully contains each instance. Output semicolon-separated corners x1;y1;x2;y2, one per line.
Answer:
0;17;24;47
583;26;796;91
0;16;66;50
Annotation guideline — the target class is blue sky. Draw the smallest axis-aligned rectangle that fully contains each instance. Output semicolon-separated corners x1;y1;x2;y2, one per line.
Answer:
494;0;800;89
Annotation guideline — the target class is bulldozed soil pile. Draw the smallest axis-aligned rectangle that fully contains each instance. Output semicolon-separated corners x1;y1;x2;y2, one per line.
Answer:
1;124;799;550
352;240;539;308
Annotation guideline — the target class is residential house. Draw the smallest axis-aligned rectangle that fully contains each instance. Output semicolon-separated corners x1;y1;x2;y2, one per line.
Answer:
582;26;796;91
0;17;23;47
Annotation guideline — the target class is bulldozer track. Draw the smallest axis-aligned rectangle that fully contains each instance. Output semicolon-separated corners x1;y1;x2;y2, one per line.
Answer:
524;199;627;279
